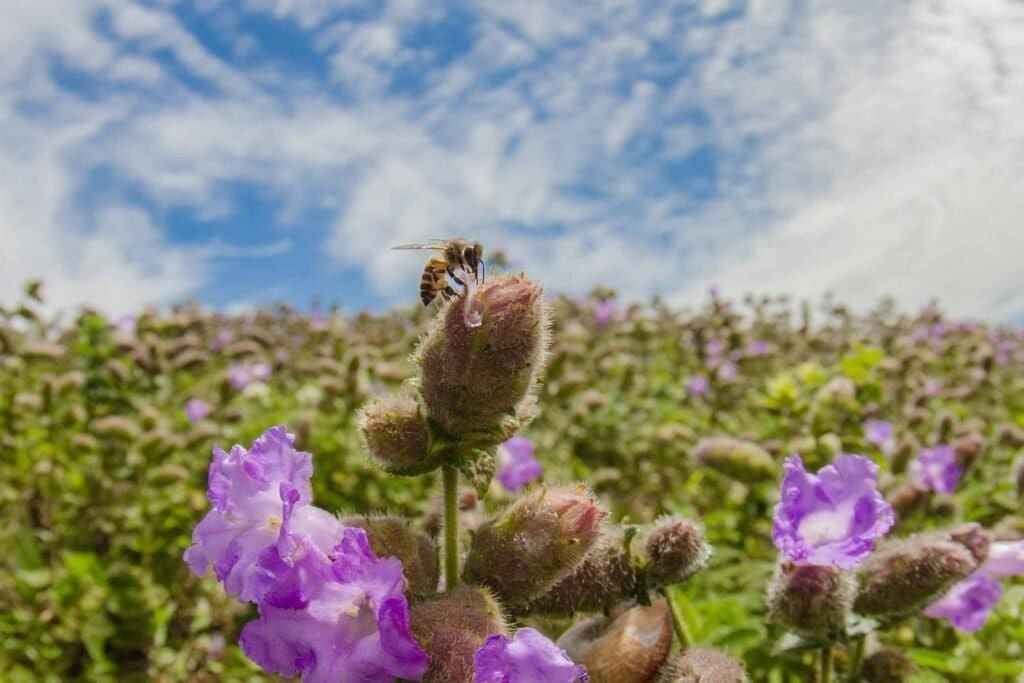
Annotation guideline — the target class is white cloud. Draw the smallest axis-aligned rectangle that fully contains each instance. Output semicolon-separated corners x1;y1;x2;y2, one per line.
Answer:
2;0;1022;321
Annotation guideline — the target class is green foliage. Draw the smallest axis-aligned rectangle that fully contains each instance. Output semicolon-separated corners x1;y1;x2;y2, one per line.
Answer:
1;286;1022;681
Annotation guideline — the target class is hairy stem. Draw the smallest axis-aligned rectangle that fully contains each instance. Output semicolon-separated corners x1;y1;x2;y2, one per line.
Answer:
662;587;693;648
820;645;833;683
442;464;459;591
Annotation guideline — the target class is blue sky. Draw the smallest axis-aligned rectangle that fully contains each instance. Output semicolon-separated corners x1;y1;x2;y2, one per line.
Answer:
2;0;1023;320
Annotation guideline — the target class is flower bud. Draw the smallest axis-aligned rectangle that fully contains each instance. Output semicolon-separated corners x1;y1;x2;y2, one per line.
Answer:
888;483;929;521
854;528;985;618
890;435;919;474
766;561;854;640
409;587;509;683
416;275;549;441
860;647;917;683
952;433;984;470
691;437;776;483
815;376;856;405
526;528;638;616
643;516;711;588
341;515;439;595
655;647;748;683
557;602;673;683
358;395;440;475
996;422;1024;447
462;484;606;603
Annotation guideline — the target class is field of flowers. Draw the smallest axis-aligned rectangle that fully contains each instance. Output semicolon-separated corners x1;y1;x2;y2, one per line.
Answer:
1;275;1023;682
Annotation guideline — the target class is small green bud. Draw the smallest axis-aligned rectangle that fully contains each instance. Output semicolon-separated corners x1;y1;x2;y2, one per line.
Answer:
416;275;549;441
854;526;987;618
358;395;440;475
643;516;711;588
557;602;673;683
815;376;856;405
655;647;749;683
526;528;638;616
888;483;929;521
341;515;439;596
691;437;776;483
90;415;140;441
766;561;854;640
952;433;984;470
860;647;917;683
409;587;508;683
462;483;606;603
995;422;1024;447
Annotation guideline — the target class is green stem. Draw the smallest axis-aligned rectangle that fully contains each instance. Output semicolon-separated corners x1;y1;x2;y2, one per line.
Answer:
820;645;833;683
846;636;865;683
662;587;693;648
442;464;459;591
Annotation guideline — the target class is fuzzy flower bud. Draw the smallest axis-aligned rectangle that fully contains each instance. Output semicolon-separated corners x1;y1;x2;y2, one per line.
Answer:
409;587;509;683
766;561;855;640
853;526;987;618
417;275;549;441
462;484;606;603
556;602;673;683
358;395;440;475
691;437;776;483
526;529;638;616
860;648;918;683
341;515;439;596
643;516;711;588
655;648;748;683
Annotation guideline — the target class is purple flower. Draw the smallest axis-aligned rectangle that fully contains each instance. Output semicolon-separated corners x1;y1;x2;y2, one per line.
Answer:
474;628;587;683
716;361;738;381
185;399;212;423
863;419;893;448
595;300;617;329
229;364;252;390
979;540;1024;576
240;528;428;683
772;455;894;570
497;436;543;492
746;340;772;357
251;361;272;382
922;377;943;398
211;329;234;351
183;427;344;602
910;446;962;494
115;314;137;335
687;374;709;396
923;573;1003;632
705;339;726;361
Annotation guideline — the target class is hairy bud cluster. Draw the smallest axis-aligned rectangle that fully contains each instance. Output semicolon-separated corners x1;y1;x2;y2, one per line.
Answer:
690;437;776;483
854;525;989;618
642;516;711;588
655;647;748;683
462;484;606;603
417;275;549;443
409;587;509;683
526;529;638;616
341;515;439;595
358;395;439;475
557;602;673;683
860;647;918;683
766;562;855;640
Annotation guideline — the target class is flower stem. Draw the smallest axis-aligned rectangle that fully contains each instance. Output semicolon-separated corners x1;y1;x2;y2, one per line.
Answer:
820;645;833;683
662;587;693;648
846;636;865;683
442;464;459;591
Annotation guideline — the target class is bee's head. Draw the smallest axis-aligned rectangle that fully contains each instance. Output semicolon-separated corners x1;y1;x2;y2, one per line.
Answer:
463;242;484;273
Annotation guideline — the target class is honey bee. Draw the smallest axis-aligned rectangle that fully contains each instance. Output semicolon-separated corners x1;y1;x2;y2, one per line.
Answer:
392;238;485;306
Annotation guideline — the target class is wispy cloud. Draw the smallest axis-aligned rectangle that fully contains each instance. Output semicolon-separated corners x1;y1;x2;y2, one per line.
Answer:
1;0;1022;319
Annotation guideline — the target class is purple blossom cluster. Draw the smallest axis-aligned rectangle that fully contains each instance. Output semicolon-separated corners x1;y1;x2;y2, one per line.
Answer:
910;445;962;494
184;427;429;681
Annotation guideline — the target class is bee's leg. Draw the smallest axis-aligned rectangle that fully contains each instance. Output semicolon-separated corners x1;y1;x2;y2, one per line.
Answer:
447;266;465;288
442;285;457;300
